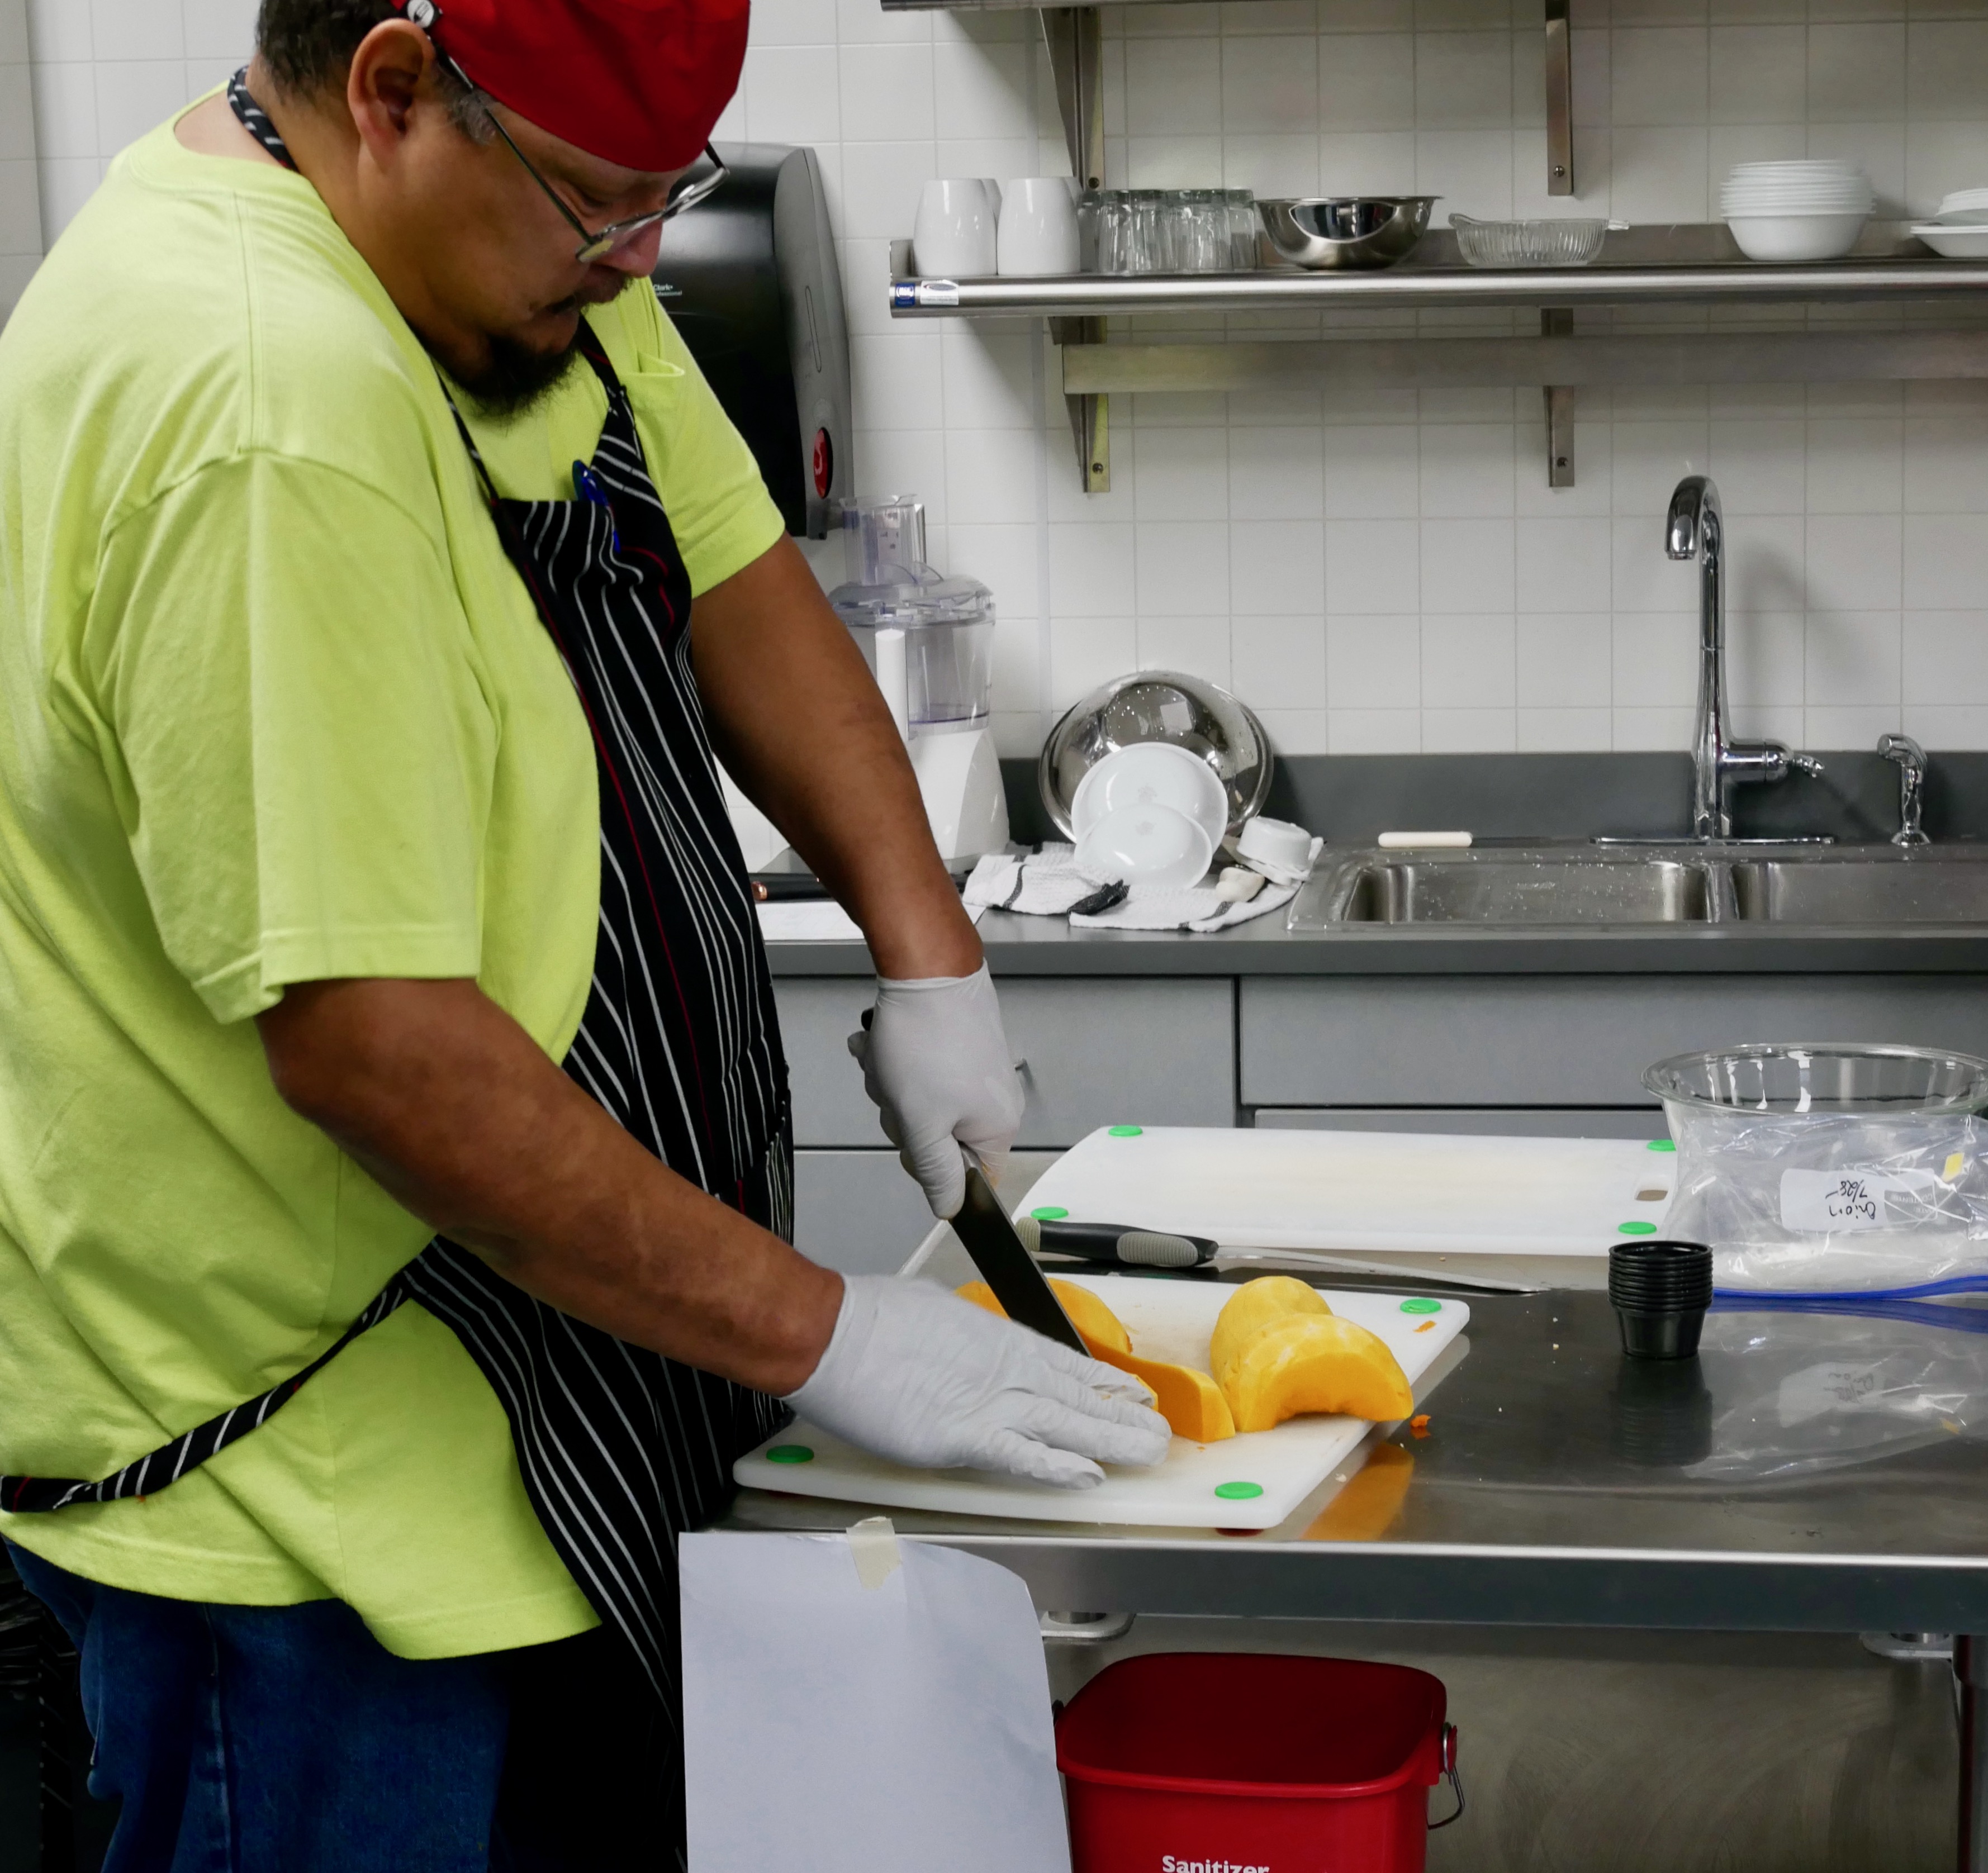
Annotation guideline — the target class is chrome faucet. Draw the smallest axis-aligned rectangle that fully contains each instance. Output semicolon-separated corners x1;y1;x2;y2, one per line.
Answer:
1880;732;1929;845
1667;475;1822;839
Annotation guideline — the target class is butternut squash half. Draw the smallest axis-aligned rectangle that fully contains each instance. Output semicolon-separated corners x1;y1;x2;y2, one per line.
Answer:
956;1279;1235;1442
1222;1313;1415;1433
1209;1276;1333;1390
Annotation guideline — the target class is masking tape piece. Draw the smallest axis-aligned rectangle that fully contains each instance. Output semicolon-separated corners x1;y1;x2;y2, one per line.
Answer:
847;1514;902;1591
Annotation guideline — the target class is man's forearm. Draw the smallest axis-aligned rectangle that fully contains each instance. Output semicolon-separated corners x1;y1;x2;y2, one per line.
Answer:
691;536;981;980
256;977;842;1394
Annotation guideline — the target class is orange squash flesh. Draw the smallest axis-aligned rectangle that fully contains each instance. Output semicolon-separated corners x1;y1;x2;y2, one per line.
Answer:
1209;1276;1332;1389
1222;1313;1415;1432
955;1279;1235;1442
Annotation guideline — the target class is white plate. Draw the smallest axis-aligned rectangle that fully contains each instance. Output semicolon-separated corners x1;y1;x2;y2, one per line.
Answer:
1071;742;1228;848
1935;189;1988;222
1913;224;1988;258
1075;801;1214;890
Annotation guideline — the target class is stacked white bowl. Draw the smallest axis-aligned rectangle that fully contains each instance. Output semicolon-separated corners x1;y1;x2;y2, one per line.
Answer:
1913;188;1988;258
1720;160;1873;262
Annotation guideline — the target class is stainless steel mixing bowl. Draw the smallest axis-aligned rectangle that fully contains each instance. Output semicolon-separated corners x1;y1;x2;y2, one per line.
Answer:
1257;196;1437;270
1038;671;1274;841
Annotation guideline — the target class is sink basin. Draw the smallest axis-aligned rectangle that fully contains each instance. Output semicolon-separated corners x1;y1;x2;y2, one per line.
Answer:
1730;850;1988;924
1299;850;1723;926
1291;842;1988;930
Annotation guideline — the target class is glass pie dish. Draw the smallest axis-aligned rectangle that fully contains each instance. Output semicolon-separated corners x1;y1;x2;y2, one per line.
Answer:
1449;213;1627;268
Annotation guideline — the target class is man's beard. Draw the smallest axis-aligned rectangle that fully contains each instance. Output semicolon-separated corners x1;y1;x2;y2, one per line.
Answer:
449;329;586;420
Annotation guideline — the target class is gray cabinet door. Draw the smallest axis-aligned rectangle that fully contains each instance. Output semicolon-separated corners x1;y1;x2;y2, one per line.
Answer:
1255;1107;1667;1138
775;977;1237;1148
1241;974;1988;1107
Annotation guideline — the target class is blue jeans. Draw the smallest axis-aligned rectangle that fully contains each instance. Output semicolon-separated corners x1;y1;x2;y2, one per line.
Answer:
8;1543;678;1872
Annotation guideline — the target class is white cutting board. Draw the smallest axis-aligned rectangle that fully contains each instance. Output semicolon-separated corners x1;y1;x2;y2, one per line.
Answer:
1021;1125;1675;1257
733;1275;1468;1530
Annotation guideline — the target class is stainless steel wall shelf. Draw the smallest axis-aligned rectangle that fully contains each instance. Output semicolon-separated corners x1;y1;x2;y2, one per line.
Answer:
888;229;1988;486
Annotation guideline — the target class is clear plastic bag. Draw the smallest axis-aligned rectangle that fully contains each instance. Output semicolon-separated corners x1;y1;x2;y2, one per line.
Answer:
1690;1301;1988;1480
1664;1107;1988;1294
1648;1044;1988;1295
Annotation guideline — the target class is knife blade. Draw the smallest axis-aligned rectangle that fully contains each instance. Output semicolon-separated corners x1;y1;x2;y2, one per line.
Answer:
951;1164;1089;1355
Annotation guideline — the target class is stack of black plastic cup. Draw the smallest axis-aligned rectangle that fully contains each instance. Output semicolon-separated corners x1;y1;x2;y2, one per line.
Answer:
1608;1239;1714;1359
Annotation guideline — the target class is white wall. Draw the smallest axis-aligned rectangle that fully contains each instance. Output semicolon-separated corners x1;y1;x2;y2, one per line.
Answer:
20;0;1988;763
0;0;40;320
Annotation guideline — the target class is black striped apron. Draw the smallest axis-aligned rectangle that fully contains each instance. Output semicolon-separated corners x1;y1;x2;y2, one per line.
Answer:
6;75;794;1753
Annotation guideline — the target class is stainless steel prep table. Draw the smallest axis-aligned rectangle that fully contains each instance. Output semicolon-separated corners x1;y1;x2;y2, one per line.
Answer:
723;1262;1988;1866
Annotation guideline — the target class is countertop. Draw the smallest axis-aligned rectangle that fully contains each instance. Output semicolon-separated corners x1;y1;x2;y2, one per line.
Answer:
723;1261;1988;1633
766;907;1988;978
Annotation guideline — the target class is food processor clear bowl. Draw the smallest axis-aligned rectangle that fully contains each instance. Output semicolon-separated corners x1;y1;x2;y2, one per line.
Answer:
829;496;995;730
1642;1043;1988;1118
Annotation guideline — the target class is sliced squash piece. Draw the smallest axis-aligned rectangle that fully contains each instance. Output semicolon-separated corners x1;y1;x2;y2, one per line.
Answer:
1209;1276;1332;1389
1222;1313;1414;1433
955;1279;1234;1442
955;1277;1130;1354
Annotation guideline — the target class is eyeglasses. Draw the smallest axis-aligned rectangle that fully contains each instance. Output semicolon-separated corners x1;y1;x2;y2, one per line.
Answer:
402;2;729;264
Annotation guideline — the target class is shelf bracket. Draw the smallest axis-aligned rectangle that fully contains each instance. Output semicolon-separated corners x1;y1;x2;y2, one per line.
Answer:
1042;9;1108;489
1041;6;1105;192
1542;308;1574;487
1052;316;1110;492
1545;0;1573;197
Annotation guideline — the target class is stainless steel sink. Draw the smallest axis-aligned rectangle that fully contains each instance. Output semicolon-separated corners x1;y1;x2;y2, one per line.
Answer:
1291;842;1988;929
1730;850;1988;924
1299;849;1727;926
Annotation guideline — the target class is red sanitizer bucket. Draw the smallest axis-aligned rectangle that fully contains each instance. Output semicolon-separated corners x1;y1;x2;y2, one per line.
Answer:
1056;1653;1460;1873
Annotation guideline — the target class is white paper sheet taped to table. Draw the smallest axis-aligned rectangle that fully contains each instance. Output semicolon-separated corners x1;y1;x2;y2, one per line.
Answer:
681;1527;1069;1873
1020;1124;1675;1257
755;899;986;942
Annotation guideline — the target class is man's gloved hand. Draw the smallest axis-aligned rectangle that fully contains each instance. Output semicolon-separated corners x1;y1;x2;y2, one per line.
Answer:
847;964;1024;1218
784;1275;1172;1489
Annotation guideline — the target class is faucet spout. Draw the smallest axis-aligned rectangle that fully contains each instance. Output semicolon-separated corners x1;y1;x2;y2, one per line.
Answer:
1669;476;1730;838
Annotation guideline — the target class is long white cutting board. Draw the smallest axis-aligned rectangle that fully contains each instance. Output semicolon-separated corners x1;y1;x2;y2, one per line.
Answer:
733;1273;1468;1530
1021;1125;1676;1258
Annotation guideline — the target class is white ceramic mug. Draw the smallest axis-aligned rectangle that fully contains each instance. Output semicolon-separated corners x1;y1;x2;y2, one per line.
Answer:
997;175;1081;275
913;178;997;278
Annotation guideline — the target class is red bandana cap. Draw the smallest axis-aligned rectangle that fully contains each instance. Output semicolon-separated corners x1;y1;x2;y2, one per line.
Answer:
403;0;748;173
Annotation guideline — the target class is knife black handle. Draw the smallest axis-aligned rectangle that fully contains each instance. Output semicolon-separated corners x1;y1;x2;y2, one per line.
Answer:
1014;1216;1218;1268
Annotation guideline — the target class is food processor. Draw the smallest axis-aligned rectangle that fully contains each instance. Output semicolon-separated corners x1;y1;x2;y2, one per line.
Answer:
829;496;1009;866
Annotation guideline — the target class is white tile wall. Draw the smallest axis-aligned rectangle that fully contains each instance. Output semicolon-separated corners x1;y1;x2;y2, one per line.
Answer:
16;0;1988;757
0;0;39;320
25;0;258;243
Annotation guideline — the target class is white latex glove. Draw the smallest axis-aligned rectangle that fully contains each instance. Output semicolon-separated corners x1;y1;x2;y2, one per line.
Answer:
847;964;1024;1219
785;1275;1172;1488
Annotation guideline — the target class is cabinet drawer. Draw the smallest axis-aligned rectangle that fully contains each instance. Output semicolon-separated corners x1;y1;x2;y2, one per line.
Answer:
792;1151;938;1275
1254;1107;1664;1139
774;977;1236;1148
1240;974;1988;1108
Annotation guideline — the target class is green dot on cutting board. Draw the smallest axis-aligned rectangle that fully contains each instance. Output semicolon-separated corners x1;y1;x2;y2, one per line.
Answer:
1647;1139;1676;1153
765;1444;815;1465
1108;1125;1144;1137
1031;1205;1070;1220
1214;1481;1264;1500
1401;1297;1443;1315
1618;1220;1659;1235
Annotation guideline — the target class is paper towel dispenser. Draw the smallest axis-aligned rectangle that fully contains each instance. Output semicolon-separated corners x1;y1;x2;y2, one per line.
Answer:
653;144;853;539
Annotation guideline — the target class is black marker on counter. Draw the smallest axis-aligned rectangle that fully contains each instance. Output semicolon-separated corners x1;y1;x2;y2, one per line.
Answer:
1013;1213;1219;1269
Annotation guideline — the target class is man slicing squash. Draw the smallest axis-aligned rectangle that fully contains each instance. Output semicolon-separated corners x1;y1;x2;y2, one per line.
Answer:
0;2;1167;1865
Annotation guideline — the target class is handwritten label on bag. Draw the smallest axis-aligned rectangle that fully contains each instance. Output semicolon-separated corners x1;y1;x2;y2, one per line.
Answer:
1778;1168;1937;1233
1778;1360;1884;1426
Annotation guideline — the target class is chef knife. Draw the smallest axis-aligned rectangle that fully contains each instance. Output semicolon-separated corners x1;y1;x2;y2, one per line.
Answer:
951;1163;1089;1355
1012;1215;1218;1269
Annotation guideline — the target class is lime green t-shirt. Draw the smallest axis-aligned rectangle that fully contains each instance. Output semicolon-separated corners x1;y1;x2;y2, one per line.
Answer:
0;115;785;1657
